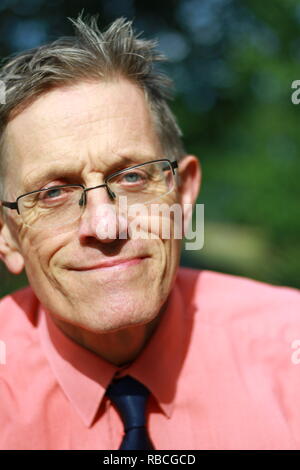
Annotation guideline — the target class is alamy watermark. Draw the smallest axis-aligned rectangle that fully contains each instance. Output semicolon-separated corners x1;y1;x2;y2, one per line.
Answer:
291;80;300;104
93;197;205;250
290;339;300;365
0;340;6;365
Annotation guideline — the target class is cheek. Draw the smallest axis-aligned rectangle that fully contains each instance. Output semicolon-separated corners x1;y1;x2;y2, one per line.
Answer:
123;200;182;280
147;225;181;290
19;227;72;275
162;237;181;276
154;238;180;301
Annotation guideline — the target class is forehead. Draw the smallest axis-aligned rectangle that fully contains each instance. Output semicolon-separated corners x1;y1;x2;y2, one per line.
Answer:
3;79;162;194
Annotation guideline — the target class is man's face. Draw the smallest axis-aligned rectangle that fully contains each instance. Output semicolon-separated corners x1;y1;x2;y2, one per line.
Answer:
2;79;184;332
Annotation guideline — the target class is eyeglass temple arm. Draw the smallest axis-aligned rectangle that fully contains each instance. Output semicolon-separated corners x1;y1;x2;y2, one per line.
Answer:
0;201;18;210
170;161;178;173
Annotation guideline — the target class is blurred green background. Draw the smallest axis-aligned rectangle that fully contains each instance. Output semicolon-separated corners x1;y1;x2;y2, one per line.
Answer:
0;0;299;296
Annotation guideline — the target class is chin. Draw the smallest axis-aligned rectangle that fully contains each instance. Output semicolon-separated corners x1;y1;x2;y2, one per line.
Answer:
77;317;149;334
76;303;159;334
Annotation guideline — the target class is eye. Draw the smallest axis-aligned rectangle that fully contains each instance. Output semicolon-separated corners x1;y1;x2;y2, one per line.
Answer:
39;186;66;201
41;187;63;199
122;171;145;184
36;185;76;207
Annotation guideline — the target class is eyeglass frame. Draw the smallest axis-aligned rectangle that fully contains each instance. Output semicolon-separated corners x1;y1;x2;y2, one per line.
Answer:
0;158;178;216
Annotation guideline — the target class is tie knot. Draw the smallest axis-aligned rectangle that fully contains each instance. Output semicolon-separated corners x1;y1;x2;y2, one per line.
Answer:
107;375;150;399
106;375;155;450
106;375;150;430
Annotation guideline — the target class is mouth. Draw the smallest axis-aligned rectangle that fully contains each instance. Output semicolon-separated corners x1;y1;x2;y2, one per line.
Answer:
70;256;149;272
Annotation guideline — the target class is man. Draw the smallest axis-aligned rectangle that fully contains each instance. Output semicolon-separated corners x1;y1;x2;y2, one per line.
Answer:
0;15;300;451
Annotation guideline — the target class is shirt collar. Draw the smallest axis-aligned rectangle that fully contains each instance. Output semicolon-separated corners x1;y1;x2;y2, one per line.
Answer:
37;271;186;427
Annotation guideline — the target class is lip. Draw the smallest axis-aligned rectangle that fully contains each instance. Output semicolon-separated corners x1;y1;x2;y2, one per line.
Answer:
71;256;149;271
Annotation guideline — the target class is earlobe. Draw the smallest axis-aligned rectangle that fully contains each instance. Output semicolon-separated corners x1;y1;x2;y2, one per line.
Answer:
0;220;24;275
5;250;24;274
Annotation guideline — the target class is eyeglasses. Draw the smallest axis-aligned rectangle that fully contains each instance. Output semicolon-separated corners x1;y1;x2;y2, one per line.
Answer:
0;159;178;230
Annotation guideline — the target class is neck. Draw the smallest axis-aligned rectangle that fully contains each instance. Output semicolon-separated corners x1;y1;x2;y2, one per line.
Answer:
50;308;165;367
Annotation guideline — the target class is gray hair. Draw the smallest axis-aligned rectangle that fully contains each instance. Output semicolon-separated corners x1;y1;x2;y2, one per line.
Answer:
0;14;185;198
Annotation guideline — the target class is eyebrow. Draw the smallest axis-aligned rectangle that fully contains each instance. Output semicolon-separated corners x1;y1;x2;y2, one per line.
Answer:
21;155;156;193
22;165;83;193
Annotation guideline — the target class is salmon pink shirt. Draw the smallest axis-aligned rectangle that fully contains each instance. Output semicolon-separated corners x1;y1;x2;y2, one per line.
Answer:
1;267;300;450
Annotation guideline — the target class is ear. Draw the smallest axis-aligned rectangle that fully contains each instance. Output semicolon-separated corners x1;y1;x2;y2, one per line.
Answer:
0;210;24;274
176;155;202;233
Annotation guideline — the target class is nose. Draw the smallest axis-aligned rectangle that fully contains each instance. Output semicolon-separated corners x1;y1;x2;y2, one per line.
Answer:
78;185;128;243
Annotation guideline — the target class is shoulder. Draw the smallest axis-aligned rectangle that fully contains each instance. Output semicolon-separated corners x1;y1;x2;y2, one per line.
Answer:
176;266;300;332
0;286;48;414
176;269;300;442
177;265;299;308
176;267;300;379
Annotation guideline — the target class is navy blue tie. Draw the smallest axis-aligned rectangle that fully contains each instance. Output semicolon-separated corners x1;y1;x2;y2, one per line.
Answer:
106;375;155;450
